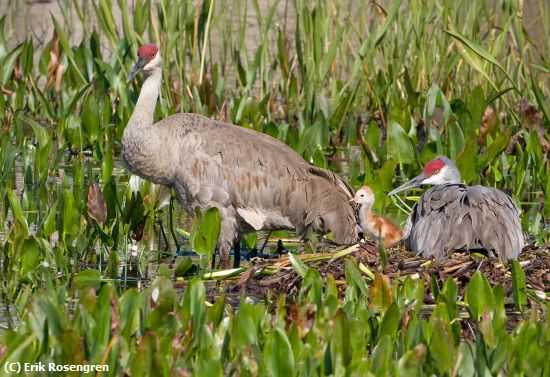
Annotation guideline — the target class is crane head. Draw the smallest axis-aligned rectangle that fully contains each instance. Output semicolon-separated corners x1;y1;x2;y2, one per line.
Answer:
350;186;375;206
388;156;461;196
127;44;161;83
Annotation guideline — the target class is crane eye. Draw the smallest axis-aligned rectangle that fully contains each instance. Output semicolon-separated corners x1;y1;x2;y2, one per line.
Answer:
150;52;156;58
434;168;440;173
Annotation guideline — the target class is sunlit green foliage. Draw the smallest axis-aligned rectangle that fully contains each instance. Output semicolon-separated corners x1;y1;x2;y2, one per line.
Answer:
2;264;550;375
0;0;548;374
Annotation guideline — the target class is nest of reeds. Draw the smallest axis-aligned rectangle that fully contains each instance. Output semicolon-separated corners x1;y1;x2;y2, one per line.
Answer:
237;241;550;306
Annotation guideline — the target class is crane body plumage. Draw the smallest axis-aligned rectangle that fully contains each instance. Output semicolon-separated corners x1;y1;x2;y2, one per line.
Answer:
124;45;358;267
389;156;524;260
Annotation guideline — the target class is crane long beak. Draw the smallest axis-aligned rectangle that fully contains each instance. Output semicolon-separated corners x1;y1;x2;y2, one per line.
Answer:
388;174;425;196
349;197;357;203
127;57;146;83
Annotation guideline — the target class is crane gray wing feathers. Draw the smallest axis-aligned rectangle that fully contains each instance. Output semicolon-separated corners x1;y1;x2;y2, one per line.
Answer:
157;113;357;243
405;184;523;260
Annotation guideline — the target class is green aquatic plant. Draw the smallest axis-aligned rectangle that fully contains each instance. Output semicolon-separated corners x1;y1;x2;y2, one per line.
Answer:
1;262;549;375
0;0;548;373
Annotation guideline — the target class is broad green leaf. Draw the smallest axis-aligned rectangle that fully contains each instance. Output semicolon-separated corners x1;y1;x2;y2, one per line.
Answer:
129;332;163;376
191;207;221;259
174;257;195;277
300;268;323;307
387;120;414;164
206;294;226;327
378;303;400;339
482;129;511;166
7;190;29;236
82;94;100;143
120;288;140;338
345;259;369;298
465;271;495;320
288;252;307;278
446;120;465;160
0;43;22;85
42;201;58;236
330;309;351;368
264;328;295;377
371;335;393;375
61;190;80;237
511;260;527;311
181;278;206;330
149;276;176;314
397;344;427;375
456;143;477;184
20;238;40;274
429;317;456;372
369;273;393;311
234;299;257;347
73;269;101;290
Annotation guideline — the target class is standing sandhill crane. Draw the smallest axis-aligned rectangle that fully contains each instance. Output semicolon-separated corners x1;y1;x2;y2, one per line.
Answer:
124;44;358;268
351;186;403;247
388;156;524;260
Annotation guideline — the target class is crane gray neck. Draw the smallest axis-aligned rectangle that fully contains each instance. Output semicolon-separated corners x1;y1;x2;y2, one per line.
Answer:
122;65;168;183
127;68;162;130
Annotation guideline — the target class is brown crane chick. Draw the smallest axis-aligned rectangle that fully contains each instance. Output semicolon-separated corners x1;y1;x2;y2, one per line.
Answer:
351;186;403;247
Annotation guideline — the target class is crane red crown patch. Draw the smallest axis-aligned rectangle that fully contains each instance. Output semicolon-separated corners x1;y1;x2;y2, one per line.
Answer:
138;44;159;59
424;159;446;177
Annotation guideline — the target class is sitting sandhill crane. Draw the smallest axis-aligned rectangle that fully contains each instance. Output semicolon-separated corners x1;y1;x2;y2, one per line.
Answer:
351;186;403;246
388;156;524;260
124;44;358;268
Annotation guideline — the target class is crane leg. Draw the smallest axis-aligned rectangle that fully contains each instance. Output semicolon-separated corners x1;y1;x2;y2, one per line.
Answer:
169;195;181;252
217;213;237;269
233;239;241;268
211;251;216;269
158;218;170;251
218;243;230;269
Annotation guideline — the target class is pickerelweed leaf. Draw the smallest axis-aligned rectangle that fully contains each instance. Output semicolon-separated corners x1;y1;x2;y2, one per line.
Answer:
387;120;414;164
288;252;308;278
378;302;400;339
191;207;221;260
264;327;295;377
511;259;528;311
465;271;496;320
7;190;29;236
369;273;394;311
345;259;369;298
429;317;456;373
0;43;22;85
73;269;101;290
82;94;100;143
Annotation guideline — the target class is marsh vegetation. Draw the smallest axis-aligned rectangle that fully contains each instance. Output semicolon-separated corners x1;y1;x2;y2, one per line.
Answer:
0;0;549;374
